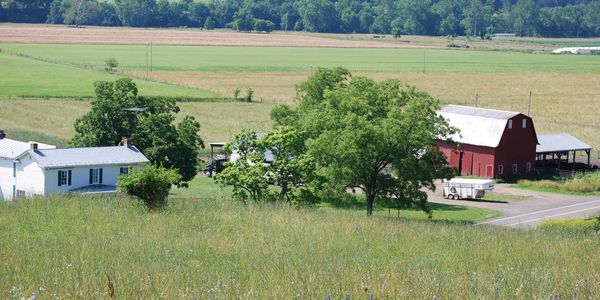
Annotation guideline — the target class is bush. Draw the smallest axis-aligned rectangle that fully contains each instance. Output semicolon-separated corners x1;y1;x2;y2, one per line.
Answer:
245;87;254;102
253;19;274;33
118;164;182;210
104;57;118;72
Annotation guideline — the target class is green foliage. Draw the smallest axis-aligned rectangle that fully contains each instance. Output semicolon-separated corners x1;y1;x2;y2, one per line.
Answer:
118;164;181;210
233;88;240;100
286;68;456;215
104;57;118;72
215;130;272;203
253;19;275;33
215;127;317;205
6;0;600;37
245;87;254;102
203;16;215;30
71;78;205;182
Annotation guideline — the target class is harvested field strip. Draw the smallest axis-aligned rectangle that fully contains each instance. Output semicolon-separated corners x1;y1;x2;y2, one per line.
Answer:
0;23;407;48
2;43;599;73
0;100;275;144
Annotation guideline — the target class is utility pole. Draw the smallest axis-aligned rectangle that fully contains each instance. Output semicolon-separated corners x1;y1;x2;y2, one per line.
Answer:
422;50;426;73
527;90;532;116
150;42;153;72
475;93;479;107
145;44;148;78
284;13;288;32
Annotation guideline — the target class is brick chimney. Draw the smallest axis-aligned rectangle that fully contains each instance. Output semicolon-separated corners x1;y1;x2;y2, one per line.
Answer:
30;143;38;151
123;138;132;147
0;130;5;140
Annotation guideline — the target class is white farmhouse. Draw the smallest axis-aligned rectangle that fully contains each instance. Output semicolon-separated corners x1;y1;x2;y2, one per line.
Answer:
0;132;149;201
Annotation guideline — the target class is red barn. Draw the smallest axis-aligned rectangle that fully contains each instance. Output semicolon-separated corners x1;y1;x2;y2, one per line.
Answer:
437;105;538;179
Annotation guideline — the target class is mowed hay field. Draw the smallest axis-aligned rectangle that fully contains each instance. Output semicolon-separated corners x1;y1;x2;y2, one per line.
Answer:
0;99;275;144
2;195;600;299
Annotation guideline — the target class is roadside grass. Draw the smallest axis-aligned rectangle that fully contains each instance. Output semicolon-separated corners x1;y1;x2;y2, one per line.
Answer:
540;217;600;233
0;52;215;98
1;194;599;298
0;99;275;144
2;43;600;73
516;172;600;195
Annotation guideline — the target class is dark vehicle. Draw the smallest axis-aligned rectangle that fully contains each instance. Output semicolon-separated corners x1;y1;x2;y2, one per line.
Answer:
203;158;227;177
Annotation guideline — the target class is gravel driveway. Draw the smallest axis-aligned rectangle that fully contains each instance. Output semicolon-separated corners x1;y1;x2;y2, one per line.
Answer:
428;181;600;228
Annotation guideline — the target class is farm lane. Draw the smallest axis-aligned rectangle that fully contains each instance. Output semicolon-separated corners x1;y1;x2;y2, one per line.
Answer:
427;182;600;228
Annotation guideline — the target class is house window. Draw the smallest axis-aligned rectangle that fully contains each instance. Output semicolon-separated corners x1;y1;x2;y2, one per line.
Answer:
522;119;527;128
498;165;504;175
91;168;99;184
508;120;513;129
526;162;532;173
512;164;518;174
16;190;25;198
120;167;129;175
58;170;72;186
13;162;16;177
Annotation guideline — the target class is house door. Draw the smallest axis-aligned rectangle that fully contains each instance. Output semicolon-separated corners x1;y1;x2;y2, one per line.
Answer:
458;151;464;175
486;165;493;178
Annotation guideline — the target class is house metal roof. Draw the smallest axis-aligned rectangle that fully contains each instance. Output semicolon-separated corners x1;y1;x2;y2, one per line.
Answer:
536;133;592;154
0;138;55;160
29;145;149;168
438;105;521;148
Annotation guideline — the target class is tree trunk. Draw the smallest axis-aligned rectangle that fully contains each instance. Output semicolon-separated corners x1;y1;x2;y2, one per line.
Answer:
279;183;288;202
366;188;375;216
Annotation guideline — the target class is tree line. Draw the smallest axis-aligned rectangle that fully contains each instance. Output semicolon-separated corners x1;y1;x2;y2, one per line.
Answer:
1;0;599;37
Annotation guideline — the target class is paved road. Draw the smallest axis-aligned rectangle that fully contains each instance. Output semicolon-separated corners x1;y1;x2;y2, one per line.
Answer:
428;182;600;228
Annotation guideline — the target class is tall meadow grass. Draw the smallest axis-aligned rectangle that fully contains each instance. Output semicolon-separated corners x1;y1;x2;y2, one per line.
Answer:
1;195;599;298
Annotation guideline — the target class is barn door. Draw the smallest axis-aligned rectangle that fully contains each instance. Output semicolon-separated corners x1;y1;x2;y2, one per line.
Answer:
486;165;493;178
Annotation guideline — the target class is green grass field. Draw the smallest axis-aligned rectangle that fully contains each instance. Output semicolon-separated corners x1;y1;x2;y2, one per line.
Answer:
1;194;598;298
2;43;600;73
0;52;216;98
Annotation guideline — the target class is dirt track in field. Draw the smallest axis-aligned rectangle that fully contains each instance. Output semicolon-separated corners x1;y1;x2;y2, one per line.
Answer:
0;23;419;48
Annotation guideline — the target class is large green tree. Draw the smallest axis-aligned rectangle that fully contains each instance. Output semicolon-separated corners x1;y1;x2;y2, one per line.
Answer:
276;68;456;216
71;78;204;182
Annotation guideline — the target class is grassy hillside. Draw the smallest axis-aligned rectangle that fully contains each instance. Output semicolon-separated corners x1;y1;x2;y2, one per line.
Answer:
2;43;599;73
0;52;216;98
1;195;598;298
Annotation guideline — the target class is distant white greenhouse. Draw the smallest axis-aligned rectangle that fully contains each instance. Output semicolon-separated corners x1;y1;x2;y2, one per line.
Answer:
551;47;600;55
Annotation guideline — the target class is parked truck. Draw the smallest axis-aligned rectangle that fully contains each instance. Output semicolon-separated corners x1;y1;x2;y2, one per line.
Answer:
443;178;494;200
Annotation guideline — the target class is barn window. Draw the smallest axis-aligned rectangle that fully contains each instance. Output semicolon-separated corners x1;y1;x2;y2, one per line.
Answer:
498;165;504;175
512;164;518;174
508;120;513;129
526;162;532;173
522;119;527;128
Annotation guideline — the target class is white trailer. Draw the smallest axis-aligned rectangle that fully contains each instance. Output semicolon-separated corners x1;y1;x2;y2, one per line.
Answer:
443;178;494;200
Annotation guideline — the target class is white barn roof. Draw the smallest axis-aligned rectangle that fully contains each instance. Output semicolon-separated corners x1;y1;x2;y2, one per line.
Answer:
28;145;149;168
0;138;55;159
536;133;592;154
438;105;520;148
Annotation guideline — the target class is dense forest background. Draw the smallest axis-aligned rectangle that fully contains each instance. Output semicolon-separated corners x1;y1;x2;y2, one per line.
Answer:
1;0;599;38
